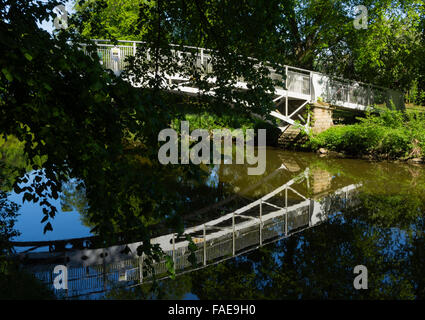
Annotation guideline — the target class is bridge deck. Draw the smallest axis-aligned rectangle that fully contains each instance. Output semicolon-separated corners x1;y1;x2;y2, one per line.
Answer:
84;39;404;132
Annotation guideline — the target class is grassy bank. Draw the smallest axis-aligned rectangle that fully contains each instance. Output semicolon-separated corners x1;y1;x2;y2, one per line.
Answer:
303;109;425;160
171;108;282;145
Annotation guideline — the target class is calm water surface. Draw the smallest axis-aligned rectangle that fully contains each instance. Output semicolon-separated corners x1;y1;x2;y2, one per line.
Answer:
11;148;406;241
7;148;425;299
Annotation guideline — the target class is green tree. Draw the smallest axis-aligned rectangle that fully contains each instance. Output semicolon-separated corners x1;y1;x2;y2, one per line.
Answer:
1;0;181;252
73;0;154;40
73;0;425;94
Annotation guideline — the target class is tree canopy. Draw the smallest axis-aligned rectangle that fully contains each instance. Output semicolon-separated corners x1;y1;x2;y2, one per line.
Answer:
73;0;425;94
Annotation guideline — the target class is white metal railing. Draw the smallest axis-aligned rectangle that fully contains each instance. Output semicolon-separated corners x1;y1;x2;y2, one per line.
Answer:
287;70;311;95
83;39;404;110
323;78;389;107
83;40;312;97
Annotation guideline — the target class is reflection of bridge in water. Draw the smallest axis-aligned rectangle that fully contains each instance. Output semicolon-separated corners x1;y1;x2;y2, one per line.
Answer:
14;160;360;298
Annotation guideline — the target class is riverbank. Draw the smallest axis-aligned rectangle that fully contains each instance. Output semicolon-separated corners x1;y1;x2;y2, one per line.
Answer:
170;105;282;144
292;109;425;163
167;105;425;164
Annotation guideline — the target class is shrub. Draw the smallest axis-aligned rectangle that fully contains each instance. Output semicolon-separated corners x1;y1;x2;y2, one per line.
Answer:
305;109;425;159
171;110;282;145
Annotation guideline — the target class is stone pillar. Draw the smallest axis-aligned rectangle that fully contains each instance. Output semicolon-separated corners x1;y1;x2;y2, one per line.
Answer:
311;103;334;134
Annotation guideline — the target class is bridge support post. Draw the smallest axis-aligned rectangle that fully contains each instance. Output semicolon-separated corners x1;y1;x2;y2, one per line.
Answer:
285;66;289;117
311;103;334;134
203;225;207;266
285;187;288;236
367;85;371;106
200;48;204;66
232;213;235;256
64;252;69;298
102;248;107;292
139;253;144;284
172;233;176;267
345;188;348;209
308;200;314;227
259;199;263;246
309;71;313;100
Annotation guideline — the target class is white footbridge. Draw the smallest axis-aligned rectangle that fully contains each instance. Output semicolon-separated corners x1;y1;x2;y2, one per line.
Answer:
85;39;404;132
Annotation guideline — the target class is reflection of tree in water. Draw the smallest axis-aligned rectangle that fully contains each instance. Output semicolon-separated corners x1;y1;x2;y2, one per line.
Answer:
0;182;55;299
5;134;425;299
66;162;246;237
185;191;425;300
60;181;88;213
105;274;194;300
0;189;20;255
0;135;30;192
104;186;425;300
59;180;91;229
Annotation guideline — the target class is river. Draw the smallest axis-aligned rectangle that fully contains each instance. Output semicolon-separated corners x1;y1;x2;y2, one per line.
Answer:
6;148;425;299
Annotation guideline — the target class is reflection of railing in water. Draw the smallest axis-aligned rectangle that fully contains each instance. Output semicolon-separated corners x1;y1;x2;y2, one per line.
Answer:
17;175;360;299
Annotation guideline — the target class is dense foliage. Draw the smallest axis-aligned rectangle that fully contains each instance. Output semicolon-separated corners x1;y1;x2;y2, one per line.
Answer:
305;109;425;159
73;1;425;96
0;0;194;254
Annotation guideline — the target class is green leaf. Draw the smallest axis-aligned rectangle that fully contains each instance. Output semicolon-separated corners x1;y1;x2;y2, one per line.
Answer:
43;83;52;91
1;68;13;81
165;255;176;280
24;53;33;61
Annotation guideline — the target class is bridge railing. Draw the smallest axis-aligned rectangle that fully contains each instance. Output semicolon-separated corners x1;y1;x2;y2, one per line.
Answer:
83;41;135;73
312;73;404;110
287;69;311;96
84;40;311;96
83;39;404;110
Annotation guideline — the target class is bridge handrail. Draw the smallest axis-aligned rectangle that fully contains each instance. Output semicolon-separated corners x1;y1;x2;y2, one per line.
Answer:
86;39;396;92
87;39;318;76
